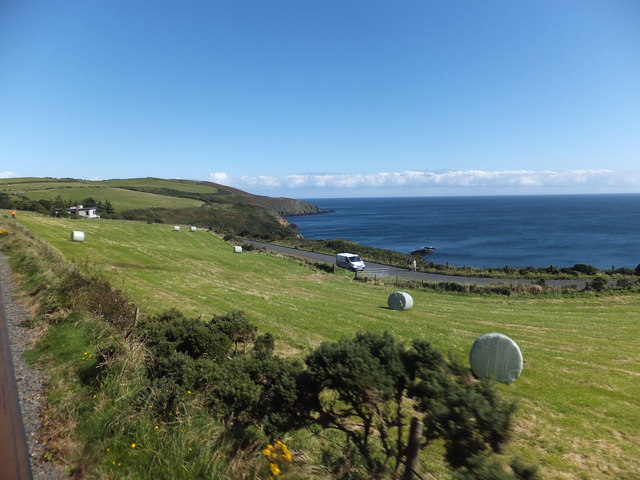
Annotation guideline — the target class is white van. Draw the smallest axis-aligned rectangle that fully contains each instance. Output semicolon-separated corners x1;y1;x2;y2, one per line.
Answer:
336;253;366;272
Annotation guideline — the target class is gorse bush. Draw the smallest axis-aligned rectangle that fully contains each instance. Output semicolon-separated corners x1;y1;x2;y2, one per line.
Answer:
205;352;309;437
137;309;309;438
134;307;533;478
139;309;233;361
58;269;135;328
303;332;534;479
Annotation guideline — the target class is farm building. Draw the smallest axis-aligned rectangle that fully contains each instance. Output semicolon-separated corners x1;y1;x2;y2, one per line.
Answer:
67;205;100;219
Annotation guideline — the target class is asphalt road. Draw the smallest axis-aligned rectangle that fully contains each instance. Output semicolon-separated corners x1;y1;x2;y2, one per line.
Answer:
244;240;588;288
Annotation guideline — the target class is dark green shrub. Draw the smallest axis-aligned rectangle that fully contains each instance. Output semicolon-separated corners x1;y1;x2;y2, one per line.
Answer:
209;311;257;354
139;314;232;361
135;377;186;418
518;266;535;275
589;276;607;292
616;278;636;289
304;333;519;479
206;352;308;436
253;332;275;357
612;267;634;275
571;263;599;275
58;269;135;328
154;352;219;389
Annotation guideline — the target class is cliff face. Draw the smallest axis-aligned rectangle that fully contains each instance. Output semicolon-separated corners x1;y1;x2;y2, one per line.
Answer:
267;198;323;216
192;181;322;216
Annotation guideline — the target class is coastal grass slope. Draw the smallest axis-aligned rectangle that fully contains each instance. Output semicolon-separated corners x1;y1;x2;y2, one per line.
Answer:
0;176;319;216
18;186;204;211
10;212;640;479
1;176;320;238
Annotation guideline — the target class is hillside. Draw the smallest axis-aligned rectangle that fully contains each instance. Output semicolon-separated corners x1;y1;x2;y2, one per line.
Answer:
5;213;639;479
0;177;321;238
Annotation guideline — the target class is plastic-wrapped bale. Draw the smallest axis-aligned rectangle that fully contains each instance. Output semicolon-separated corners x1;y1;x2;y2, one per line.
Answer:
190;226;197;232
469;333;523;384
387;291;413;311
173;226;181;232
70;230;85;242
233;246;243;253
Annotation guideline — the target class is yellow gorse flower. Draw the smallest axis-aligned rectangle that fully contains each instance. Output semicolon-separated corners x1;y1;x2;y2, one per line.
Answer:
263;440;292;479
269;463;281;476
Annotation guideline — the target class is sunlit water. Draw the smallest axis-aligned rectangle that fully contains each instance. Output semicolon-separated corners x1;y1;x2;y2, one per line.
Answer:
289;194;640;269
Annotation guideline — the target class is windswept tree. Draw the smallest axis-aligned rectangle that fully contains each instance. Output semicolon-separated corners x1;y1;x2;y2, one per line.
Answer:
304;332;536;479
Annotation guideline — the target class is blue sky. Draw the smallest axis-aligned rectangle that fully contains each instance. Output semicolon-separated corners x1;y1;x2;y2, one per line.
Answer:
1;1;639;197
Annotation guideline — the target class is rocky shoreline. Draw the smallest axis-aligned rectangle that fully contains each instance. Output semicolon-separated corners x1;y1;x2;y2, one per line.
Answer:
0;251;64;480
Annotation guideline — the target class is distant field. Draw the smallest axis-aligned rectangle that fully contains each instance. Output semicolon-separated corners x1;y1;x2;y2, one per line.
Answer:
13;213;640;480
0;180;93;191
100;178;218;194
0;177;217;194
0;177;71;185
0;177;215;210
19;187;203;211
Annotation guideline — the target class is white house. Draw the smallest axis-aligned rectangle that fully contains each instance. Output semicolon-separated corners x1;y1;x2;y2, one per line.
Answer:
67;205;100;219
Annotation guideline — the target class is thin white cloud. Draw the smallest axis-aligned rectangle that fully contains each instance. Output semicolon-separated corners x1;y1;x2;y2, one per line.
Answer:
209;169;639;192
209;172;231;185
0;172;19;179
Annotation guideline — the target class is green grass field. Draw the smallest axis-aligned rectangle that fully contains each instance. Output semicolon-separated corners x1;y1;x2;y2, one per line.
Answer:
0;180;94;191
0;177;218;194
0;177;215;211
18;187;203;211
100;178;219;194
13;213;640;479
0;177;74;185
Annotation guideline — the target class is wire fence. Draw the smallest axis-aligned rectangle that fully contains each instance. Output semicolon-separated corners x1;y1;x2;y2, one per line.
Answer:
356;267;391;278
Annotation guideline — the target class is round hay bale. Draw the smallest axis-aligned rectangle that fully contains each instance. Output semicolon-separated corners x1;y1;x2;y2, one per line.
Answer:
470;333;523;384
70;230;85;242
190;226;197;232
233;246;243;253
387;291;413;311
173;225;181;232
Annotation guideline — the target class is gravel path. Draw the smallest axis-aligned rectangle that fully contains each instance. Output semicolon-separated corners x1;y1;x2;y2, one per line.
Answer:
0;251;65;480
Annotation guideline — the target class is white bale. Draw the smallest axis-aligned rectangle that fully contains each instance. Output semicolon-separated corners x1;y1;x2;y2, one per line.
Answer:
70;230;85;242
190;226;197;232
233;246;243;253
173;226;181;231
387;291;413;311
469;333;523;384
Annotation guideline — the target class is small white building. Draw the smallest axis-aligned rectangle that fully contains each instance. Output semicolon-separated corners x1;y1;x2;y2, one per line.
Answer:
67;205;100;219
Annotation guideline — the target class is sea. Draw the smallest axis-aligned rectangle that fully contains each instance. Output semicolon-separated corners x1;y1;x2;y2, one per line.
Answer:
288;194;640;270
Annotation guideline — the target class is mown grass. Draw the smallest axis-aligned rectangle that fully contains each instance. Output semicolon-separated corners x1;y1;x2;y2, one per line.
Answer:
11;213;640;479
